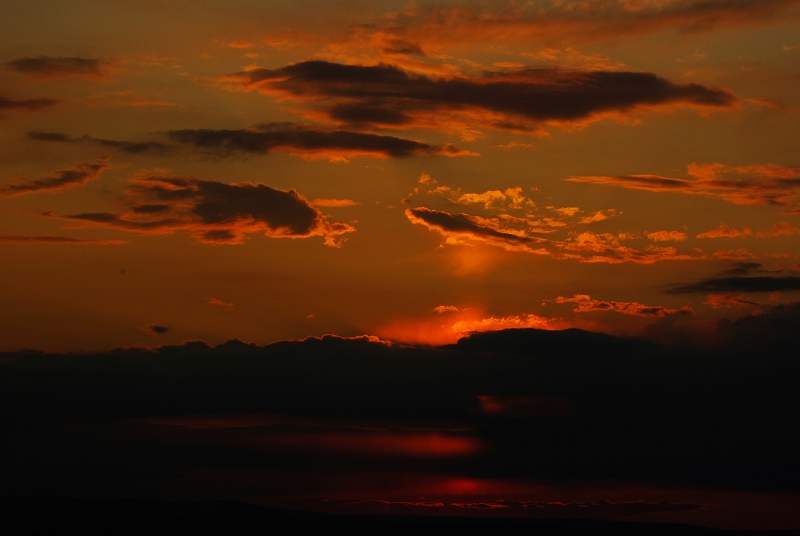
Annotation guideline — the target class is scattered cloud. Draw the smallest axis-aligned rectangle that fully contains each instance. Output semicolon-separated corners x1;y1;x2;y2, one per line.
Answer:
432;305;459;313
670;273;800;293
225;61;736;134
705;293;761;308
52;174;355;247
647;230;687;242
696;224;752;238
568;163;800;212
4;56;114;79
0;157;110;197
757;222;800;237
167;123;473;160
555;294;691;317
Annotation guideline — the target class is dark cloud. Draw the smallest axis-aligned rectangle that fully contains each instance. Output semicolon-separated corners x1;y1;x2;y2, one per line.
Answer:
0;233;123;244
167;123;471;159
0;96;60;111
229;60;736;130
669;275;800;294
143;324;169;335
4;56;113;79
28;131;173;155
0;157;109;196
54;174;355;246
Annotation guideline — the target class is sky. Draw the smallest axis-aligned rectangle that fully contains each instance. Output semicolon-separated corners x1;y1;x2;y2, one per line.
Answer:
2;0;800;530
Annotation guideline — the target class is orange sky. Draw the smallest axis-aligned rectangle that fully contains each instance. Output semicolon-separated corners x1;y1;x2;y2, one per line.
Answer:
1;0;799;352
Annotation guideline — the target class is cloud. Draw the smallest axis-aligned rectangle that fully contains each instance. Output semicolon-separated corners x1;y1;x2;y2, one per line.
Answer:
0;234;123;244
53;174;355;246
670;274;800;294
696;225;752;238
28;131;172;155
555;294;691;316
404;177;703;264
310;198;359;207
4;56;113;79
226;61;736;133
568;163;800;212
167;123;473;160
705;294;761;308
0;157;109;197
0;96;60;112
207;298;235;310
387;0;800;46
143;324;169;335
647;230;687;242
405;206;549;253
757;222;800;237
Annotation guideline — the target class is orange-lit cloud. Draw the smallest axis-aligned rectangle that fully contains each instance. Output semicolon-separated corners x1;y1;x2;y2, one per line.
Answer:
696;225;752;238
311;198;360;207
207;298;234;310
52;174;355;247
568;163;800;211
0;234;123;245
758;222;800;237
4;56;114;79
559;232;702;264
0;157;109;197
705;293;760;308
380;308;566;346
647;230;687;242
167;123;472;160
477;395;573;418
405;206;549;254
385;0;800;46
555;294;691;317
226;60;736;134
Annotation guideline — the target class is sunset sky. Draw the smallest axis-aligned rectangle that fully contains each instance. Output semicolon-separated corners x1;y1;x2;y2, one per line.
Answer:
2;0;800;531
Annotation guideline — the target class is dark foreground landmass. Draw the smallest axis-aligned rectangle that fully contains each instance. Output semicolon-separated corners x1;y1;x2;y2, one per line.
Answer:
2;496;798;535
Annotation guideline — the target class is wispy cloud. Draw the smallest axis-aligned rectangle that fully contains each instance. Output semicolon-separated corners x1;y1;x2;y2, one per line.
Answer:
29;131;172;155
4;56;114;79
0;157;109;197
568;163;800;212
0;233;123;245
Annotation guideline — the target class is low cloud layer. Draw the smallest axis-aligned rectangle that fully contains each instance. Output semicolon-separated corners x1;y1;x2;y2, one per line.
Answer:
4;56;113;79
227;61;736;133
0;157;109;196
55;174;355;246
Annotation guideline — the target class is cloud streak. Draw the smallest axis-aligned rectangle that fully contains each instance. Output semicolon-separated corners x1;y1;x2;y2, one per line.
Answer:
54;174;355;246
4;56;113;79
28;131;173;155
555;294;691;316
0;157;109;197
0;96;59;112
167;123;472;160
568;163;800;211
0;234;123;244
